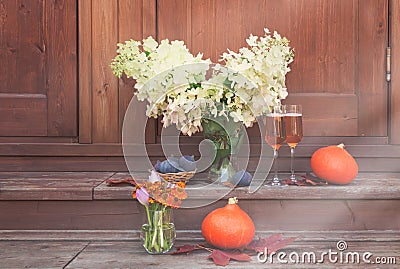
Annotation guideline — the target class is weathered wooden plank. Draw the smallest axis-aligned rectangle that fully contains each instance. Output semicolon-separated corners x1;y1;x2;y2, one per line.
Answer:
157;0;191;43
0;241;88;269
0;238;398;269
1;142;400;157
0;155;399;172
115;0;158;144
283;94;358;136
0;172;113;200
0;200;141;230
0;156;129;172
94;172;400;200
64;240;400;269
0;198;399;231
78;0;93;143
142;0;158;144
0;0;46;94
0;94;47;136
358;0;388;136
1;229;399;242
0;137;78;143
118;0;141;144
46;0;77;136
391;0;400;144
91;0;119;142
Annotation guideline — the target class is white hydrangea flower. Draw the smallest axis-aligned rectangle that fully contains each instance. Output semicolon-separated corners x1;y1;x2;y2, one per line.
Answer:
111;29;294;136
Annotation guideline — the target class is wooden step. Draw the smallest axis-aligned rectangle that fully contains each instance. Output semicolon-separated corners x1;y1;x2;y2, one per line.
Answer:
1;172;400;231
0;230;399;268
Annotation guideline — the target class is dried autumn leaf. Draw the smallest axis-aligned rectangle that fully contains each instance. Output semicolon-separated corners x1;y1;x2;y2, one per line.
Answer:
305;179;318;186
247;234;281;252
105;177;136;186
208;250;230;266
247;234;297;254
171;244;202;254
208;249;251;266
267;237;297;253
302;173;328;185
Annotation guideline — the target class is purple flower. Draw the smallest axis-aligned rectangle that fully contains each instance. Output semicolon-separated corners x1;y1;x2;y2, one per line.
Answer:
136;187;149;206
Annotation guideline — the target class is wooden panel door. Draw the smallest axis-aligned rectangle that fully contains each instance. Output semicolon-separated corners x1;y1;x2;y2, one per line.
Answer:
157;0;388;138
0;0;77;137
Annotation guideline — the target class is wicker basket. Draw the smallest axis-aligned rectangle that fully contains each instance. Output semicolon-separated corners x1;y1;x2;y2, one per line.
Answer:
156;170;196;184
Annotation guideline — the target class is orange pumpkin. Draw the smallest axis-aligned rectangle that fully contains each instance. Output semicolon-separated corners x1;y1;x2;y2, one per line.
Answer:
201;197;255;249
311;143;358;185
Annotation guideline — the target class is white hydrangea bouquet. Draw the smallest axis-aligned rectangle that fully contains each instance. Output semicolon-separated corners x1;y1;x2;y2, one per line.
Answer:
111;28;294;136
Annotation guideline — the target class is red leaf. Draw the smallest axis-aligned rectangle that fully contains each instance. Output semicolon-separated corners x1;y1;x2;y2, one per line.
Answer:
208;250;230;266
247;234;297;253
223;250;252;262
302;173;328;185
171;244;202;255
267;237;297;253
105;177;136;186
247;234;282;252
208;249;252;266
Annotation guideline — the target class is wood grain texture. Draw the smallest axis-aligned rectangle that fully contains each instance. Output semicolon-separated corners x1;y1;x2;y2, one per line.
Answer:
0;0;46;94
1;172;400;231
0;0;77;137
0;156;399;172
91;0;119;142
0;200;140;230
156;0;388;137
46;0;77;136
0;172;113;200
1;142;400;157
1;146;400;171
283;94;358;136
0;94;47;136
1;198;399;231
94;172;400;201
0;241;88;269
358;0;388;136
1;229;399;242
142;0;157;144
78;0;93;143
391;0;400;143
118;0;141;144
0;240;394;269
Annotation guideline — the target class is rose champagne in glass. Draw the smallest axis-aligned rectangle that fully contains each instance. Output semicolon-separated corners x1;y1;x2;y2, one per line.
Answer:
284;105;303;183
265;106;286;186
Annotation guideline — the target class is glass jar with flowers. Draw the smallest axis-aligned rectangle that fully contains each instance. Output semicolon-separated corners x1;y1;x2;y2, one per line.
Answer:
133;171;187;254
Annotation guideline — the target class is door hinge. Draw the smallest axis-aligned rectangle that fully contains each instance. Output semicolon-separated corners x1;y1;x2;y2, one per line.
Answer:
386;47;391;82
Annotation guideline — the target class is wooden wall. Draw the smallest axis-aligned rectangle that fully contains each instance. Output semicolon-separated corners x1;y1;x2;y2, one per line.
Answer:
0;0;77;138
79;0;156;144
1;0;400;172
80;0;391;144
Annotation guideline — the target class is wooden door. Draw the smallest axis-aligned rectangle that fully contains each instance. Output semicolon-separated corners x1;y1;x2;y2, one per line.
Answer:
157;0;388;138
0;0;77;137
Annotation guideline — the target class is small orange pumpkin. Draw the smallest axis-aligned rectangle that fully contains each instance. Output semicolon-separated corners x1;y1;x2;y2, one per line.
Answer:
311;143;358;185
201;197;255;249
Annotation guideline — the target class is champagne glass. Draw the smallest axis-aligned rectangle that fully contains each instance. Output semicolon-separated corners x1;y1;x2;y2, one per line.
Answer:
265;105;286;186
284;105;303;183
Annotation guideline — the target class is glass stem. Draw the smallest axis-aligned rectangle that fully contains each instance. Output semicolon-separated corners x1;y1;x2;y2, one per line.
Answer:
273;149;279;181
290;147;296;181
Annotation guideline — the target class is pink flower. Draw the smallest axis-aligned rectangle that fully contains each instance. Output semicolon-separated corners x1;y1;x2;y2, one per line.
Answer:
136;187;149;206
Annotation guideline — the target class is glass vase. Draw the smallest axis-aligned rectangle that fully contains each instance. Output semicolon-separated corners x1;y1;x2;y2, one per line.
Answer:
140;206;176;254
202;117;245;183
